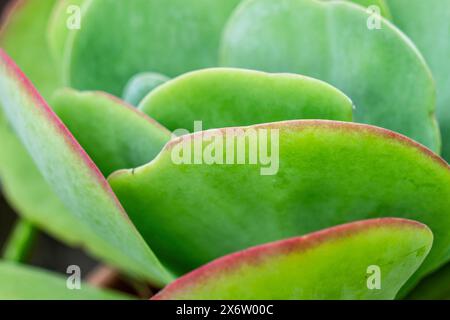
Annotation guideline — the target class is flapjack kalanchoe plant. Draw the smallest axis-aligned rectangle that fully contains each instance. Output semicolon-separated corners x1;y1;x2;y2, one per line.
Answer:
0;0;449;300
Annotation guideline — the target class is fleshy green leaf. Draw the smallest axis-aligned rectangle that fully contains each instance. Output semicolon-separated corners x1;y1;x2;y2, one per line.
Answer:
64;0;242;95
0;113;93;246
0;50;172;285
220;0;440;152
153;218;432;300
0;0;99;254
386;0;450;294
0;262;132;300
108;120;450;290
338;0;392;19
52;88;171;177
0;3;97;252
0;0;59;97
386;0;450;160
47;0;86;66
0;0;66;255
123;72;170;106
139;68;353;131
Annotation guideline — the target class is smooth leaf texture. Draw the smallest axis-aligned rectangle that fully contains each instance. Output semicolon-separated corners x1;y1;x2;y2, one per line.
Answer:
0;262;132;300
47;0;86;66
0;0;107;257
52;88;171;177
340;0;391;18
123;72;170;106
0;51;172;285
154;218;432;300
386;0;450;160
0;0;74;252
0;0;59;97
139;68;353;131
64;0;242;95
387;1;450;295
220;0;440;152
0;113;93;246
109;120;450;289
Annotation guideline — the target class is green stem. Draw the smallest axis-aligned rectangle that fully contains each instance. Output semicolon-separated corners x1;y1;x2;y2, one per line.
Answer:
2;219;37;262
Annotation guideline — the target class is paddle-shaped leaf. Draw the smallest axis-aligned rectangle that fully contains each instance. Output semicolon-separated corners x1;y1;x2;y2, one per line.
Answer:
109;120;450;289
52;88;171;177
64;0;242;95
386;0;450;160
123;72;170;106
139;68;353;131
0;0;67;255
0;262;132;300
220;0;440;152
0;50;172;285
153;218;432;300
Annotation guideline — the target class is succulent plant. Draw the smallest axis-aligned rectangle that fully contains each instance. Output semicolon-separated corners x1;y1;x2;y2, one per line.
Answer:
0;0;449;300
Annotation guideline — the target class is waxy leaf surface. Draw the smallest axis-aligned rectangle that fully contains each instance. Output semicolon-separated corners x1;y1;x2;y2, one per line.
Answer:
343;0;391;18
2;219;36;262
220;0;440;152
0;0;74;250
0;0;59;97
65;0;242;95
386;0;450;160
0;51;172;285
154;219;432;300
109;120;450;290
139;68;353;131
406;262;450;300
52;89;171;177
47;0;86;66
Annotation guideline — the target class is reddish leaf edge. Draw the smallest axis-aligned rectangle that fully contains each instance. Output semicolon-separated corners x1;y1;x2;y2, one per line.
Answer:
0;49;133;222
110;119;449;181
152;218;431;300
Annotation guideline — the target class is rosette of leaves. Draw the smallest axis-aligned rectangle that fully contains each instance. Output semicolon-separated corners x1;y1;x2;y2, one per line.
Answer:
0;0;449;300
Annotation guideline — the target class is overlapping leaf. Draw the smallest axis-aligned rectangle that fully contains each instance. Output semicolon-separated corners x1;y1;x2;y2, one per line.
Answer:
109;120;450;290
2;219;36;262
0;262;132;300
64;0;242;95
220;0;440;152
52;88;171;177
0;0;448;300
154;219;432;300
0;51;172;285
139;68;353;131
